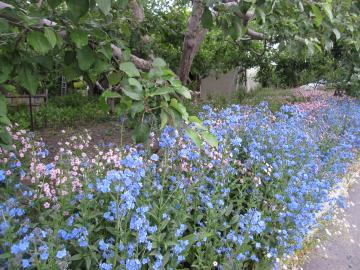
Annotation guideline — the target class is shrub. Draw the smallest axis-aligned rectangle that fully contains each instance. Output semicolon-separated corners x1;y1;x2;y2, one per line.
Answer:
8;94;111;129
0;98;359;270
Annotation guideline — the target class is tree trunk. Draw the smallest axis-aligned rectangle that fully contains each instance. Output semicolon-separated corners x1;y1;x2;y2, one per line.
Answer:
178;0;208;85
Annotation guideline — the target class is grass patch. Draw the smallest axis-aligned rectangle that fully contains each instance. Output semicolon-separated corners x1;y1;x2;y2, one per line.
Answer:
186;87;307;114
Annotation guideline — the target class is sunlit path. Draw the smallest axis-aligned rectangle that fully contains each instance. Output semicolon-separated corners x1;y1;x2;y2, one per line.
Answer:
303;169;360;270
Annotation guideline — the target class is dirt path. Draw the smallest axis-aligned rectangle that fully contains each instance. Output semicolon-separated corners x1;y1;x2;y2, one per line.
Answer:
302;169;360;270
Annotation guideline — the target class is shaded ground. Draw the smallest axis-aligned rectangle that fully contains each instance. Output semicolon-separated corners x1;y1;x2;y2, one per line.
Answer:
36;121;133;159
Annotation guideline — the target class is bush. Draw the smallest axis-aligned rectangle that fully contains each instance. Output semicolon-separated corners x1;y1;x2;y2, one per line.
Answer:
8;94;111;129
0;98;359;270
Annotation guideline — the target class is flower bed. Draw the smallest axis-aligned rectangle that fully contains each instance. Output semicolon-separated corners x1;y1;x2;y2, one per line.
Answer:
1;98;359;270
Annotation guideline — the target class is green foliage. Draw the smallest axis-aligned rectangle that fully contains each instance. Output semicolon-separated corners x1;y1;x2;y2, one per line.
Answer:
100;57;194;143
9;93;111;129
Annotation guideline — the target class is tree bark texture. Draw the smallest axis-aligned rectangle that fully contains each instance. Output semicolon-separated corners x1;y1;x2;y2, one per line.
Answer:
178;0;208;85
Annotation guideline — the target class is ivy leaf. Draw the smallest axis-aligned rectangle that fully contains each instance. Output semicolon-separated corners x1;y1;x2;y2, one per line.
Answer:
27;31;51;54
186;128;202;148
132;123;150;143
76;46;95;71
48;0;63;8
201;7;213;29
70;29;88;48
96;0;112;15
44;28;57;48
66;0;89;19
17;64;38;96
120;62;140;77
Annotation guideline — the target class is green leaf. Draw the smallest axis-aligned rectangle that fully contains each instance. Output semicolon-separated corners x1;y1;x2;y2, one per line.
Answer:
108;72;122;86
128;78;143;93
0;116;10;127
120;62;140;77
123;88;142;100
64;64;81;81
153;57;166;68
131;102;144;117
149;87;175;97
201;131;218;149
64;51;76;65
76;46;95;71
0;252;11;259
0;95;7;116
311;4;323;27
27;31;51;54
48;0;63;8
70;30;88;48
170;98;188;121
44;28;57;48
70;254;83;261
256;7;266;24
189;115;201;124
98;44;113;60
96;0;112;15
0;58;13;83
160;109;168;129
132;123;150;143
66;0;89;18
0;18;9;32
0;128;12;145
323;3;333;22
186;128;202;148
101;90;121;99
93;59;111;75
85;256;92;270
201;7;213;29
2;84;16;94
175;86;191;99
333;28;341;40
17;64;38;95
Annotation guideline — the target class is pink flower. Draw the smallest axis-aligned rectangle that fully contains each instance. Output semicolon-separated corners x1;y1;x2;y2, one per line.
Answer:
43;202;50;208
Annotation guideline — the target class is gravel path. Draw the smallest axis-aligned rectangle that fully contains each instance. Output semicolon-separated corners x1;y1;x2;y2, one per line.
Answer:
302;169;360;270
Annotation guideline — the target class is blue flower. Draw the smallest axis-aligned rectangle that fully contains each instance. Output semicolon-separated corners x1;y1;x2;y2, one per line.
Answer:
99;262;113;270
56;248;67;259
150;154;159;161
0;170;5;183
22;259;31;268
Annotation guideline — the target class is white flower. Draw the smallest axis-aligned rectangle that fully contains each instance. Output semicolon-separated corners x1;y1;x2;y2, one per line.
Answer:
213;261;218;267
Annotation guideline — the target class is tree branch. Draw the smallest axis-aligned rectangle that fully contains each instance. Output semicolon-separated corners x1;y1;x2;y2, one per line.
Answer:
129;0;145;23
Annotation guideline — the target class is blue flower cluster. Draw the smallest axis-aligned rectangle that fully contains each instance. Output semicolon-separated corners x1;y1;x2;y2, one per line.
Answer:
0;98;359;270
